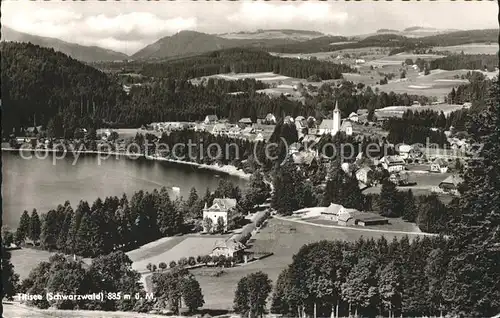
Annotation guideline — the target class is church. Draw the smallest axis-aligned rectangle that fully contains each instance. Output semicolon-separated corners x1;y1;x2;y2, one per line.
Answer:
317;101;353;136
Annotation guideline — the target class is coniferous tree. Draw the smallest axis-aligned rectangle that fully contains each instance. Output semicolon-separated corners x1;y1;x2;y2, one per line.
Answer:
379;180;400;217
443;78;500;317
29;209;41;244
16;210;31;242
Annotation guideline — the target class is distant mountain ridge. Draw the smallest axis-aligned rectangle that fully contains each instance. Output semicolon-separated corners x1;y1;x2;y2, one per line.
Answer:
1;27;129;63
219;29;325;41
131;30;303;60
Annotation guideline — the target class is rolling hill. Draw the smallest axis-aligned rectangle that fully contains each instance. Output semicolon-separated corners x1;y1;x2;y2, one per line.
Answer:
131;30;302;60
1;26;129;63
219;29;325;41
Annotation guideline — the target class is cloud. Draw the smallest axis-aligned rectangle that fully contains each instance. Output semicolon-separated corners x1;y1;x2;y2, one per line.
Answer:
84;13;197;40
227;2;348;30
1;1;497;55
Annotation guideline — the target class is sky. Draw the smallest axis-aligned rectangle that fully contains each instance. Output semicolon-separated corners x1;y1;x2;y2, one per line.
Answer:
1;1;498;55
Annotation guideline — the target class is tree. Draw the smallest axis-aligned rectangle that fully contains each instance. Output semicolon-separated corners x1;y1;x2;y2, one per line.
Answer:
1;246;19;300
401;190;417;222
378;261;403;318
2;227;15;247
29;209;41;243
216;216;226;233
443;78;500;317
379;180;400;217
342;257;379;317
425;248;448;317
88;251;143;311
181;276;205;312
203;217;213;233
41;209;59;250
159;262;167;271
234;272;272;318
16;210;31;242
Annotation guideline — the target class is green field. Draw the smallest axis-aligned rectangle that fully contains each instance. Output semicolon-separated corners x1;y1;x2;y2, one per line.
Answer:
432;43;499;55
189;217;428;310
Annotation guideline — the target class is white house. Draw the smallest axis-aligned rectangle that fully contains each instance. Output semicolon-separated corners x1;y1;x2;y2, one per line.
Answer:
265;113;277;124
204;115;219;125
340;120;353;136
355;167;373;185
348;112;359;122
397;144;413;160
430;158;449;173
321;203;346;221
379;155;406;173
203;198;237;233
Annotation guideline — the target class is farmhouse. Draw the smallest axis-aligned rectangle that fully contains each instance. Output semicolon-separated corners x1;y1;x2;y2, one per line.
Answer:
321;203;345;222
202;198;237;233
340;120;353;136
348;112;359;122
211;239;246;262
355;167;373;185
379;155;406;173
239;118;253;127
397;144;413;160
430;158;449;173
204;115;219;125
212;123;229;135
265;113;277;124
439;175;463;195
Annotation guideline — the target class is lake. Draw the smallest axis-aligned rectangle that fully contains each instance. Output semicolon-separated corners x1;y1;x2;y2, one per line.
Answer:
1;150;247;229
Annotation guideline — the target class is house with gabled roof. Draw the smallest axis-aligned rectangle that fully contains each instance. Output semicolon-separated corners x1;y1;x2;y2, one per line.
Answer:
439;175;463;195
340;120;353;136
203;198;237;233
211;239;247;262
348;112;359;122
430;158;449;173
204;115;219;125
239;118;253;127
265;113;277;124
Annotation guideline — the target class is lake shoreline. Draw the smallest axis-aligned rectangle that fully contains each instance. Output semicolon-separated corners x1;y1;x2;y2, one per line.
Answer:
1;147;252;181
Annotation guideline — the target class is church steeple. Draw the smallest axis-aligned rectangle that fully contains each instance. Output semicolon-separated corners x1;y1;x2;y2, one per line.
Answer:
332;100;341;136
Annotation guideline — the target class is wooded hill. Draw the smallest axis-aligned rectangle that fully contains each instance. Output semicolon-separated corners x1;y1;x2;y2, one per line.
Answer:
132;30;306;60
1;26;128;62
266;29;499;54
0;42;126;133
139;48;355;79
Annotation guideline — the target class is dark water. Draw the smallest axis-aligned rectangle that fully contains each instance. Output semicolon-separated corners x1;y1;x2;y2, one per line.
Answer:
1;151;246;229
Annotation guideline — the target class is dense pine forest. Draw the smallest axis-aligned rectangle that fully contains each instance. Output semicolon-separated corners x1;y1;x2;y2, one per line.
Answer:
430;54;498;71
267;29;498;54
139;48;355;79
0;42;126;134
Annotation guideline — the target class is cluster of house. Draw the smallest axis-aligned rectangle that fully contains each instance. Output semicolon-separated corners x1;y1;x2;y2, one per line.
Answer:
202;197;268;264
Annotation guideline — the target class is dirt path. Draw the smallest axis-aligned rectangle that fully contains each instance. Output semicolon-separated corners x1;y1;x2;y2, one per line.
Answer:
273;215;438;236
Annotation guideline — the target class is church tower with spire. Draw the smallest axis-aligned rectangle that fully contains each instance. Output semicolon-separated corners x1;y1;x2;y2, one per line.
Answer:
332;100;341;135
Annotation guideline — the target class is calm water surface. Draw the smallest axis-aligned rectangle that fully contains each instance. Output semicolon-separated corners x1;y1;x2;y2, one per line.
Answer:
1;151;246;229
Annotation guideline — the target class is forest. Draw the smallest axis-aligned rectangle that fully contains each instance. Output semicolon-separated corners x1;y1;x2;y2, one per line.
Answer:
0;42;126;134
139;48;355;79
430;54;498;72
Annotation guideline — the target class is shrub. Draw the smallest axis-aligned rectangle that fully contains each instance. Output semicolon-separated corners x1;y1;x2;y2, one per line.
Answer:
169;261;177;268
188;256;196;266
151;264;157;272
179;257;188;267
159;262;167;270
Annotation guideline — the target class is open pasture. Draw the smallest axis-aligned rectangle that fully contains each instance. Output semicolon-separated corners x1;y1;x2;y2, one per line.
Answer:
130;236;228;273
191;217;427;310
432;43;499;55
373;69;473;98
